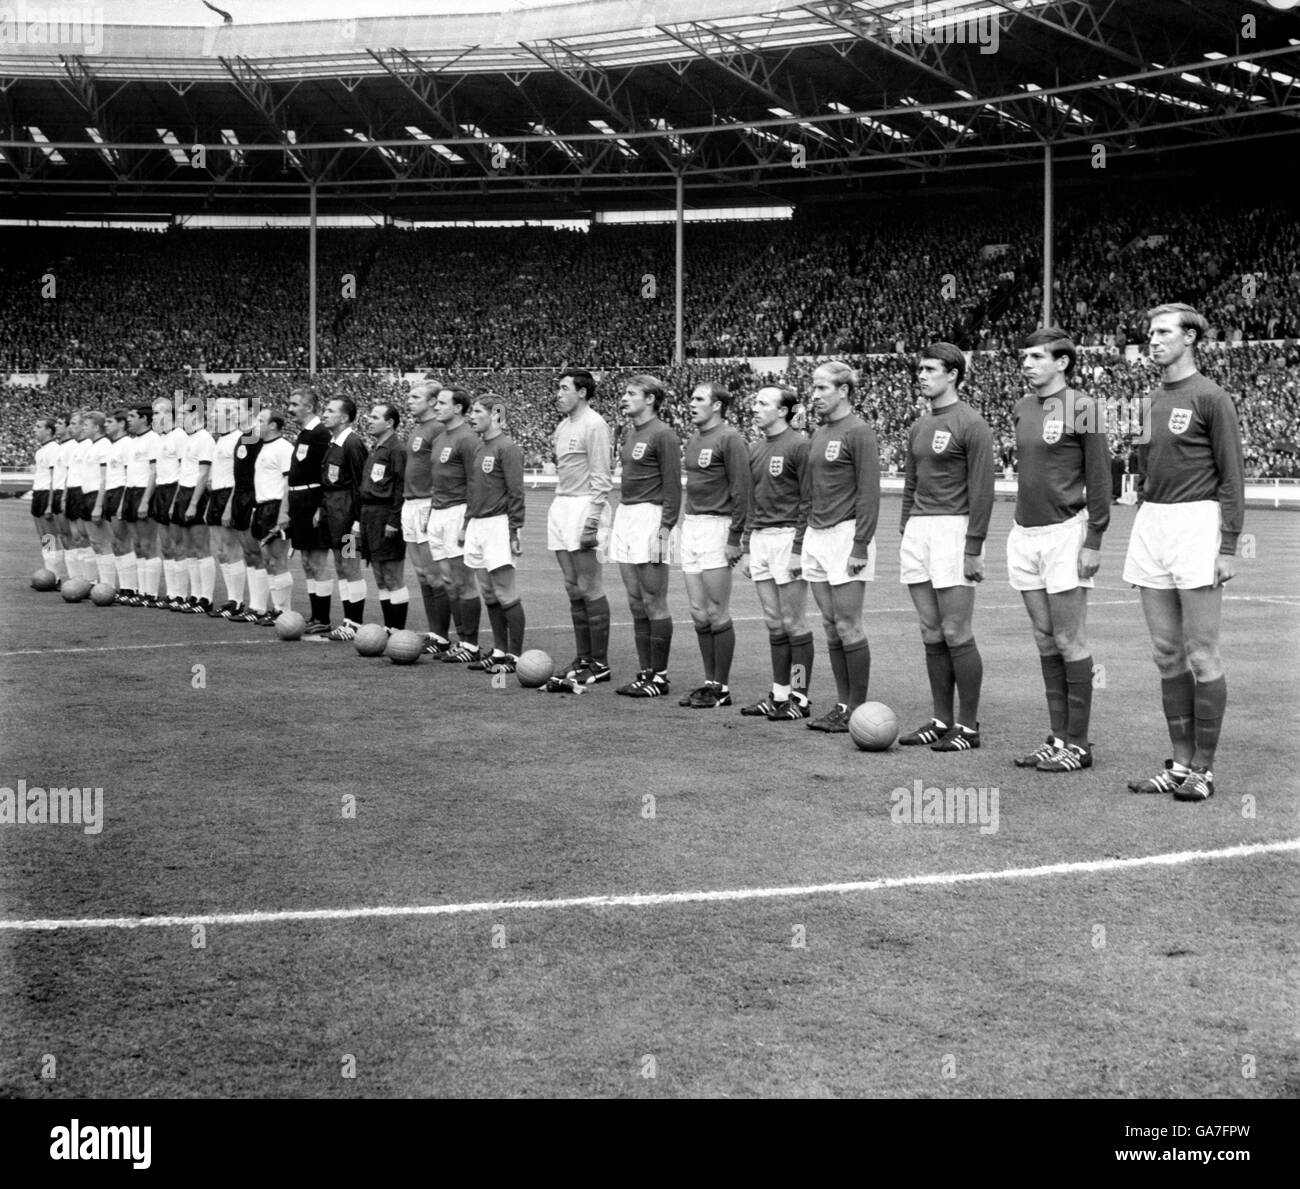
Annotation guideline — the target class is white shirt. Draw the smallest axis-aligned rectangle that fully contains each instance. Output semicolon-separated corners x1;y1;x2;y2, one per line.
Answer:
53;439;73;491
155;427;187;485
211;429;241;490
178;428;215;487
124;430;160;488
105;435;129;491
86;437;112;495
33;441;58;491
66;439;91;490
254;436;294;503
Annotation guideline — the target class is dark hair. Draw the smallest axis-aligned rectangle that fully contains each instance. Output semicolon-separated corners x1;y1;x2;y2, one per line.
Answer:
132;405;153;422
560;369;597;403
110;408;131;427
290;387;319;411
439;386;472;416
920;341;967;387
373;402;400;430
330;396;357;423
694;381;732;415
767;385;799;422
628;374;667;412
37;418;58;433
264;409;287;431
1021;327;1077;376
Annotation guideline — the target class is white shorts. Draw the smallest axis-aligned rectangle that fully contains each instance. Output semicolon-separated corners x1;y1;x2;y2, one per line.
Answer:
611;501;669;566
900;515;979;589
803;521;875;585
401;497;431;544
427;503;466;561
749;526;800;585
547;494;610;562
1007;511;1092;594
463;514;513;572
680;514;730;575
1122;500;1221;590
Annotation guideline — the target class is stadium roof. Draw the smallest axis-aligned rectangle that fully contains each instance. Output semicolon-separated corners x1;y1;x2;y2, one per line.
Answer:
1;0;1298;219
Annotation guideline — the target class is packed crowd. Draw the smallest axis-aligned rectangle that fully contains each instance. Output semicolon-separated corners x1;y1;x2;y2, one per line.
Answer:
6;341;1297;478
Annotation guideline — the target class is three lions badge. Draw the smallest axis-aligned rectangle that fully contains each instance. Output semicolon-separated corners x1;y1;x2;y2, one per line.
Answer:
1042;420;1064;445
1168;408;1192;435
632;442;647;461
824;441;841;462
769;455;785;477
931;430;951;454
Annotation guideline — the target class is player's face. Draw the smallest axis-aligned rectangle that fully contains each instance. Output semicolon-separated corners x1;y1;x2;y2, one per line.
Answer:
434;391;458;423
152;403;173;434
690;387;720;426
407;386;432;419
468;402;493;434
752;388;784;431
366;406;391;436
1148;313;1194;369
125;410;146;434
621;385;650;419
257;409;278;440
1020;346;1062;390
916;359;952;399
109;416;128;439
34;422;53;445
55;419;69;440
289;393;312;425
321;400;344;430
810;368;847;418
556;375;581;414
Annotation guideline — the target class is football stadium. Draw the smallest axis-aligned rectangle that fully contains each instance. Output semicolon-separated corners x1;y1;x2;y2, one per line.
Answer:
1;0;1298;1122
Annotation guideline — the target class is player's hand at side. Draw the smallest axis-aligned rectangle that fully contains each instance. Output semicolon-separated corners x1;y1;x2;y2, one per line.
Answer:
1214;554;1236;587
724;543;743;567
457;527;467;547
847;553;870;576
137;498;149;519
312;507;321;528
383;523;398;538
579;519;600;551
654;526;672;564
963;553;984;583
1077;546;1101;580
185;501;198;522
788;552;802;580
221;509;232;528
737;552;751;579
91;504;103;524
510;531;522;558
421;508;432;534
276;511;290;533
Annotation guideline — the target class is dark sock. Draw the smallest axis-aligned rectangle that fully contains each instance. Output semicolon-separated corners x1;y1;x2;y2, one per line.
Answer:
503;599;526;655
420;584;439;634
1040;653;1068;739
1193;675;1227;769
392;600;408;630
318;593;331;623
827;638;849;704
1161;670;1197;762
486;600;509;653
309;592;325;622
696;623;716;683
569;597;591;660
458;596;481;647
789;631;814;697
632;613;652;669
345;599;364;623
649;617;673;674
844;638;871;708
924;639;955;725
948;638;983;727
380;598;395;628
712;621;736;686
1064;656;1094;747
585;596;610;664
769;630;792;686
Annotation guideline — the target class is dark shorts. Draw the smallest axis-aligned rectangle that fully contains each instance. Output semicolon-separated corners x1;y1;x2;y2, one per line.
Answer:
289;489;330;551
251;498;282;542
205;487;234;527
51;490;64;517
103;487;125;521
151;481;178;525
174;486;209;528
360;503;406;563
321;491;357;550
65;487;85;521
121;487;145;524
31;490;50;518
230;490;256;534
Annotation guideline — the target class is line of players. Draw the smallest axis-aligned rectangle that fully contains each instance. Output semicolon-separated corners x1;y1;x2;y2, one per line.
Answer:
29;303;1242;799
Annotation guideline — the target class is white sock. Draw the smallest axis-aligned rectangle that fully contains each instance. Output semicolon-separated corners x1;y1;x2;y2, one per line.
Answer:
773;683;791;701
270;570;293;612
221;561;247;604
186;557;203;600
348;579;368;604
140;557;162;597
43;547;67;579
73;548;91;581
163;559;180;598
247;567;270;613
389;586;409;605
96;553;116;586
198;556;216;601
116;552;138;592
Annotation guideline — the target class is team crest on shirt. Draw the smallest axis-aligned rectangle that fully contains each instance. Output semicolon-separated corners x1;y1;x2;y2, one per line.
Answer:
326;464;340;484
1042;420;1064;445
236;445;247;460
698;448;713;467
439;447;452;463
824;440;841;462
632;442;647;461
481;456;495;474
371;463;386;482
568;437;578;452
1168;408;1192;435
411;436;422;451
931;430;951;454
295;444;308;461
768;455;785;477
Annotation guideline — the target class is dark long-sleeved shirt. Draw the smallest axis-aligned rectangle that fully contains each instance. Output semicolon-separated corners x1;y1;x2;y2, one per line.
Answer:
901;400;995;555
744;426;810;553
1141;373;1245;555
619;417;682;530
404;417;443;501
1013;388;1112;549
467;433;525;533
431;422;479;510
360;435;406;536
683;422;751;546
289;420;331;489
320;428;369;525
805;414;880;555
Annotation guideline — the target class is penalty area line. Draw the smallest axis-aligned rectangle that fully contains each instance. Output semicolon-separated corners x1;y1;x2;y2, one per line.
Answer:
3;838;1296;932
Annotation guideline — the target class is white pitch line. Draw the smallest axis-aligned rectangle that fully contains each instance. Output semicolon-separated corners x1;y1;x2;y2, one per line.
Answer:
3;838;1295;932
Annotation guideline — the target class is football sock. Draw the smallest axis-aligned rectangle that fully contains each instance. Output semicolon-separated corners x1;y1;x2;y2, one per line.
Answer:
949;638;982;726
827;637;850;704
221;561;247;605
164;559;188;599
585;595;610;664
924;639;955;724
246;567;269;613
1064;656;1094;747
695;622;716;683
344;578;367;623
502;599;525;655
458;595;481;647
432;587;453;639
569;597;591;660
80;547;98;582
844;638;871;709
379;592;394;628
789;630;814;697
486;600;509;653
1040;653;1068;739
44;546;67;579
185;557;202;600
269;570;293;613
1161;669;1197;765
633;613;652;669
419;584;439;633
649;617;673;675
769;629;791;686
774;683;792;701
1193;676;1227;768
96;553;116;587
309;578;331;624
388;586;409;630
712;621;736;686
197;556;216;602
140;557;162;597
116;552;139;594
